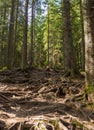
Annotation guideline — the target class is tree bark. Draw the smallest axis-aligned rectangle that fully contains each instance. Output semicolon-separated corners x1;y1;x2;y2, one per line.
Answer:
12;0;19;67
47;1;50;67
0;1;7;67
63;0;77;75
29;0;35;68
22;0;29;69
82;0;94;90
80;0;85;70
7;0;15;69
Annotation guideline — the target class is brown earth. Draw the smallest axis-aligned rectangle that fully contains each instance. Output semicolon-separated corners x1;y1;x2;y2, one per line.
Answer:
0;68;94;130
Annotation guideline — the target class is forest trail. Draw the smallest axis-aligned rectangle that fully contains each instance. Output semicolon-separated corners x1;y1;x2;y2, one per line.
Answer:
0;69;94;130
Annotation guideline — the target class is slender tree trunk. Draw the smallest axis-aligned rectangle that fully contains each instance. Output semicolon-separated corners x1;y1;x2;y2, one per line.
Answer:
29;0;35;68
12;0;19;67
22;0;29;69
47;1;50;67
80;0;85;70
76;43;81;69
82;0;94;90
1;1;7;67
7;0;15;69
63;0;77;75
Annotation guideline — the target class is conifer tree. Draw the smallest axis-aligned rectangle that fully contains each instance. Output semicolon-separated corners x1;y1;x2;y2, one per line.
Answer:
82;0;94;90
63;0;77;74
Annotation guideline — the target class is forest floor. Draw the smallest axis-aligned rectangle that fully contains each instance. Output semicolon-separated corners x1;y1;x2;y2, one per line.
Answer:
0;68;94;130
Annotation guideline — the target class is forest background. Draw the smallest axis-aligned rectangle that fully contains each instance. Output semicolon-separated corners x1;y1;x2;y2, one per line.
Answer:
0;0;94;96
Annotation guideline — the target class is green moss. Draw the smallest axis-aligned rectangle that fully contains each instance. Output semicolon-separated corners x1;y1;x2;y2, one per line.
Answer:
73;120;88;130
49;120;60;130
0;66;7;71
30;119;61;130
86;84;93;94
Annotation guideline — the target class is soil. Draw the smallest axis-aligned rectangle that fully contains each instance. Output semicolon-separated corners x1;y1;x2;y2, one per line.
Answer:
0;68;94;130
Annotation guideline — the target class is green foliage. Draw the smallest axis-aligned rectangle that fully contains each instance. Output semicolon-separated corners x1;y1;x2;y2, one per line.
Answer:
71;0;82;69
43;0;63;67
0;0;85;70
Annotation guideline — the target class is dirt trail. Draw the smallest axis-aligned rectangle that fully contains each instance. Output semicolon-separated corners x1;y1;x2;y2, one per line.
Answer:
0;69;94;130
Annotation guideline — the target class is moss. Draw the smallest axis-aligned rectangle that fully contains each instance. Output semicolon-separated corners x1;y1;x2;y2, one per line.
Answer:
86;84;93;94
29;119;61;130
73;120;88;130
0;66;7;71
49;120;60;130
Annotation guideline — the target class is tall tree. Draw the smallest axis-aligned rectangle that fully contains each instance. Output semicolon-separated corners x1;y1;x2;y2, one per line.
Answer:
47;0;50;67
0;0;7;67
63;0;77;74
82;0;94;89
22;0;29;69
12;0;19;67
29;0;35;68
34;0;45;68
43;0;62;68
80;0;85;70
7;0;15;69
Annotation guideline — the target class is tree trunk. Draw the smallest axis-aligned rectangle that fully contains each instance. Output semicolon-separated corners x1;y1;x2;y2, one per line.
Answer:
0;1;7;67
47;1;50;67
82;0;94;90
29;0;35;68
63;0;77;75
12;0;19;67
22;0;29;69
80;0;85;70
7;0;15;69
